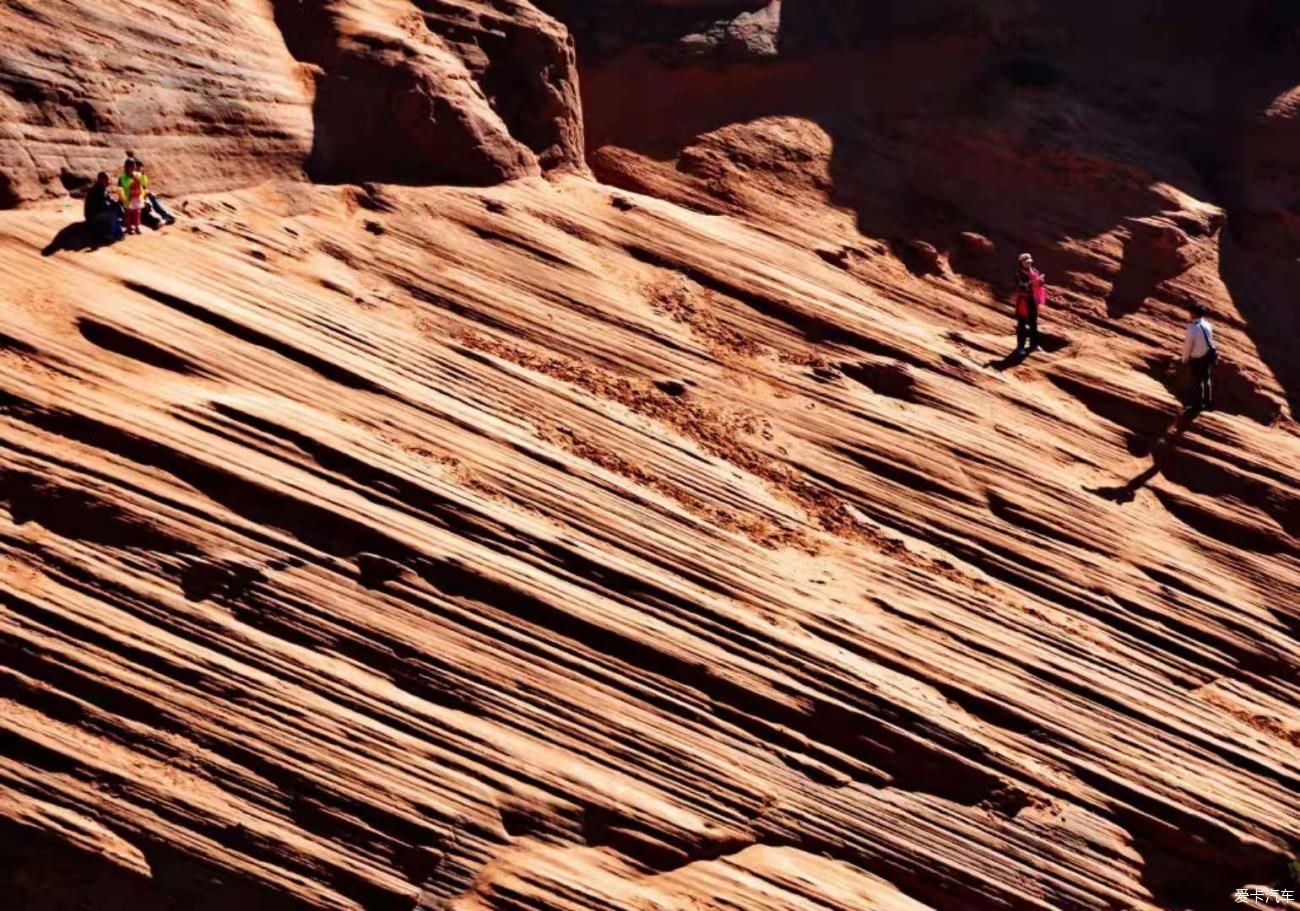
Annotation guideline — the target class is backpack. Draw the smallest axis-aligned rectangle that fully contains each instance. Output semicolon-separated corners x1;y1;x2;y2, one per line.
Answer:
1199;322;1218;363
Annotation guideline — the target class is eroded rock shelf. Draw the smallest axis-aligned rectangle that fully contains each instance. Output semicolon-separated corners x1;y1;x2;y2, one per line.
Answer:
1;2;1297;910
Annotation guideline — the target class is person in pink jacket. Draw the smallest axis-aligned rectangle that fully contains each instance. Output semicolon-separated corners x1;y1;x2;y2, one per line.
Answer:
1013;252;1046;354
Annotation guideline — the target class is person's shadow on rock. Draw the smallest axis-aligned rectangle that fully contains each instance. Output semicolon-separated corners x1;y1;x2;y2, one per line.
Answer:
41;221;112;257
987;349;1029;371
1087;411;1195;503
986;334;1071;371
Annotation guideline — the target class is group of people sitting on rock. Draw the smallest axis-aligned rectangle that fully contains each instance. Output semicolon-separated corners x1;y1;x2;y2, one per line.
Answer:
1012;252;1217;413
82;150;176;243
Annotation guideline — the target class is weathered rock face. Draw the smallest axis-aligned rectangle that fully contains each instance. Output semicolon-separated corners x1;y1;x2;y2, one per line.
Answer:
1;2;1300;911
535;1;779;61
0;0;585;205
271;0;585;186
572;0;1300;420
0;0;314;206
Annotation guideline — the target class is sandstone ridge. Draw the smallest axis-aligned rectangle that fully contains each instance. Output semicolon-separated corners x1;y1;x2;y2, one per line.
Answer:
1;3;1299;911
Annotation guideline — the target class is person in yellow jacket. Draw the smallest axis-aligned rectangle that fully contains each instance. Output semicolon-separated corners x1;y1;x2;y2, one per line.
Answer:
117;160;148;235
123;151;176;226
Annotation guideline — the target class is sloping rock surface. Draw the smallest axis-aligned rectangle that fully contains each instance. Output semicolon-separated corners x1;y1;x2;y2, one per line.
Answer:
1;3;1299;911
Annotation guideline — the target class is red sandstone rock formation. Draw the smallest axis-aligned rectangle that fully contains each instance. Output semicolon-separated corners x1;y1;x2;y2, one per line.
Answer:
0;3;1298;911
270;0;584;185
0;0;313;205
0;0;584;204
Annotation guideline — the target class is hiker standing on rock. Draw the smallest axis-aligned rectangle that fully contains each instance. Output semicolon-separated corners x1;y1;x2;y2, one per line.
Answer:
1182;303;1217;413
1013;253;1046;355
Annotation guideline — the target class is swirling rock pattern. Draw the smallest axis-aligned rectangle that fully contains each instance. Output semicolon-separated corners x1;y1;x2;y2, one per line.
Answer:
0;2;1298;911
3;172;1297;910
0;0;583;205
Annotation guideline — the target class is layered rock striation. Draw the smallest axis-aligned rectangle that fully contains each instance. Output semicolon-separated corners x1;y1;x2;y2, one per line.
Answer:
1;3;1298;911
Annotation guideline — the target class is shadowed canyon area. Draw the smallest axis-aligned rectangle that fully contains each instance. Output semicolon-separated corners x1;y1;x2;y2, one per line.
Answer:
1;1;1298;909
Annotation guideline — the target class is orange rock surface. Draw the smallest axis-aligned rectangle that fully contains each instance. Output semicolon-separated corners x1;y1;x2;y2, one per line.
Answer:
0;3;1297;910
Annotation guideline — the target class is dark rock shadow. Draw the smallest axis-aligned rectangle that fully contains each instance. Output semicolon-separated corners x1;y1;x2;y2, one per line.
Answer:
1036;332;1071;353
575;10;1190;311
887;237;943;276
77;318;201;375
1104;217;1204;318
0;820;312;911
840;360;918;400
816;54;1189;306
1218;232;1300;419
1205;49;1300;417
1104;251;1160;317
1125;802;1294;911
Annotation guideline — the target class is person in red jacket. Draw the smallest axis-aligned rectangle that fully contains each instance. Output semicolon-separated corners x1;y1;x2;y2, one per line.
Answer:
1013;252;1046;354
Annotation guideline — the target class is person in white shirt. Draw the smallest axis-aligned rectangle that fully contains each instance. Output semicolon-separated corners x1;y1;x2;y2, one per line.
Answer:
1181;303;1217;412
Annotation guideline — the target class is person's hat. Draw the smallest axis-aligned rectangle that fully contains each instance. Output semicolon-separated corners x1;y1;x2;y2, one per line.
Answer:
1191;303;1207;316
1018;252;1033;263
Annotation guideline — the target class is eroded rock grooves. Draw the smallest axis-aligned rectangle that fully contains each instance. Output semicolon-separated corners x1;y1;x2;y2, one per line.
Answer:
1;2;1298;910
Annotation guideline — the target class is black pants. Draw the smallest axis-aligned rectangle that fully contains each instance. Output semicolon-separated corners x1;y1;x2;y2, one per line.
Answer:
85;207;122;243
1016;306;1039;351
1189;354;1214;409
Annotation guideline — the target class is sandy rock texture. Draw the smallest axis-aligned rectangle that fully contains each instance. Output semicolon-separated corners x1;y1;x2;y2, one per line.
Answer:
576;0;1300;417
272;0;584;185
0;0;583;205
1;2;1299;911
0;0;313;205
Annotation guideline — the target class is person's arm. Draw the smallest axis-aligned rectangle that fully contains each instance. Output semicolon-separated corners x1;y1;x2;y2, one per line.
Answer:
1182;324;1195;362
